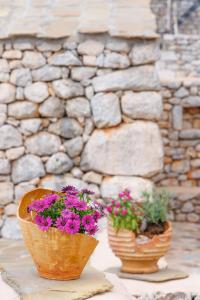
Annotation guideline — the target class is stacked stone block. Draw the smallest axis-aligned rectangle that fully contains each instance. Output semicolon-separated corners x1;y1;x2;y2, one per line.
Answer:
0;35;162;238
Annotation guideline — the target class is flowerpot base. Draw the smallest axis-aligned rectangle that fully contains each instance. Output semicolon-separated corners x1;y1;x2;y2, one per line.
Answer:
38;269;81;281
121;259;158;274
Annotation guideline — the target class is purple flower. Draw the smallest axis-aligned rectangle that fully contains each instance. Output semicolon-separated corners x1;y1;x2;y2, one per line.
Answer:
61;210;80;222
82;215;95;230
61;209;72;218
62;185;78;196
56;217;68;232
87;224;98;236
35;215;52;231
75;200;87;211
81;188;95;195
65;219;80;234
64;195;78;208
119;189;132;200
28;199;50;213
93;211;101;222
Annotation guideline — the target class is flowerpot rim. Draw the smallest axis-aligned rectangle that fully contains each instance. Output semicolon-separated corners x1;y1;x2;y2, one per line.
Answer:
17;187;98;242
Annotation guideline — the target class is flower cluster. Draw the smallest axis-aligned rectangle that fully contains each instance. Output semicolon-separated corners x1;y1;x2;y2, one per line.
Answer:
28;186;103;235
105;189;142;232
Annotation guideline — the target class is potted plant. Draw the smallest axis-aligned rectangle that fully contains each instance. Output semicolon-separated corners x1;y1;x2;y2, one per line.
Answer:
106;189;172;274
17;186;103;280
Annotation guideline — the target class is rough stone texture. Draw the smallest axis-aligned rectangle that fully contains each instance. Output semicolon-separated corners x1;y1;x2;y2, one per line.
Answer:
1;218;21;239
0;125;22;150
66;98;91;118
6;147;25;161
12;155;45;184
78;40;104;56
121;91;162;120
130;41;160;65
91;93;121;128
10;68;32;87
0;182;14;205
52;79;84;99
24;82;49;103
0;159;10;175
71;67;96;81
46;153;73;174
25;133;61;156
39;97;65;117
49;118;83;138
92;66;160;92
83;171;102;185
63;137;84;158
101;176;153;199
103;53;130;69
81;122;163;176
32;65;62;81
48;51;81;66
22;51;46;69
172;105;182;130
20;119;42;136
0;83;15;104
15;182;35;202
8;101;39;119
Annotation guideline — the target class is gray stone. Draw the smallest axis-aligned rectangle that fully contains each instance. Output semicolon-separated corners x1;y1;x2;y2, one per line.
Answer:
0;113;6;126
106;39;130;53
8;101;38;119
71;67;96;81
46;153;73;174
6;147;25;161
16;87;24;100
180;130;200;139
3;50;22;59
101;176;153;199
174;87;189;98
82;171;102;185
36;40;62;52
12;155;45;184
39;96;65;117
25;132;61;156
187;213;200;223
48;51;81;66
66;97;91;118
1;217;21;239
52;79;84;99
191;159;200;168
103;53;130;69
91;93;121;128
20;119;42;135
181;202;194;213
78;40;104;56
81;122;163;176
10;68;32;87
71;167;83;179
24;82;49;103
92;66;160;92
49;118;83;138
0;182;14;205
0;83;15;104
172;105;183;130
22;51;46;69
32;65;62;81
182;96;200;107
130;41;160;65
63;137;83;158
15;182;35;201
189;170;200;179
121;91;162;120
4;203;17;216
85;85;94;99
84;118;94;135
0;125;22;150
0;73;9;82
0;59;10;73
13;38;34;50
0;159;10;174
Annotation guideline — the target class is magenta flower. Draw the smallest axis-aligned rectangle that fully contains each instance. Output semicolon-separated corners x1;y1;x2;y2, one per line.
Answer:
93;211;101;222
64;195;78;208
114;208;119;216
87;224;98;236
62;185;78;196
75;200;87;211
106;206;113;213
61;209;72;218
121;208;128;216
116;201;121;208
82;215;95;230
28;199;51;213
65;219;80;234
119;189;131;200
35;215;52;231
111;199;115;205
56;217;68;232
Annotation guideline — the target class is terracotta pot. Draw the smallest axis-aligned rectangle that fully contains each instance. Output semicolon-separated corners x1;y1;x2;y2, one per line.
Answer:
17;188;98;280
108;220;172;274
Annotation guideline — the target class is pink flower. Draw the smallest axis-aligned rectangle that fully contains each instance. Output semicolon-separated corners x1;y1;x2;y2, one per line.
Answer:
43;193;58;204
111;199;115;205
87;224;98;236
29;199;51;213
75;200;87;211
121;208;128;216
114;208;119;216
65;219;80;234
119;189;131;200
116;201;121;208
64;195;78;208
82;215;95;230
93;211;101;222
61;209;72;218
56;217;68;232
106;206;113;213
35;215;52;231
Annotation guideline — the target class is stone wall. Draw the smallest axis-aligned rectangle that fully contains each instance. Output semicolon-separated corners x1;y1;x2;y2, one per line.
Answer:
153;77;200;223
157;34;200;78
0;35;163;238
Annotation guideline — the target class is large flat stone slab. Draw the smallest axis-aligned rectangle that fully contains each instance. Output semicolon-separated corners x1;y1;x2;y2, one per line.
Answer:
0;239;112;300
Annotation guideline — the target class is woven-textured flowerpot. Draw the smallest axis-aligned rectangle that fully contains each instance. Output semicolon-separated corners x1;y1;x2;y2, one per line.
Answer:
108;220;172;274
17;188;98;280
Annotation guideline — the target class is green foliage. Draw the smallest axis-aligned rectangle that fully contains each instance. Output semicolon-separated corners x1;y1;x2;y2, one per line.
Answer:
141;189;169;225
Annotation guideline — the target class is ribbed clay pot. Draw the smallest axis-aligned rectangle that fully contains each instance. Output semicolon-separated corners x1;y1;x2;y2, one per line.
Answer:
108;220;172;274
17;188;98;280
